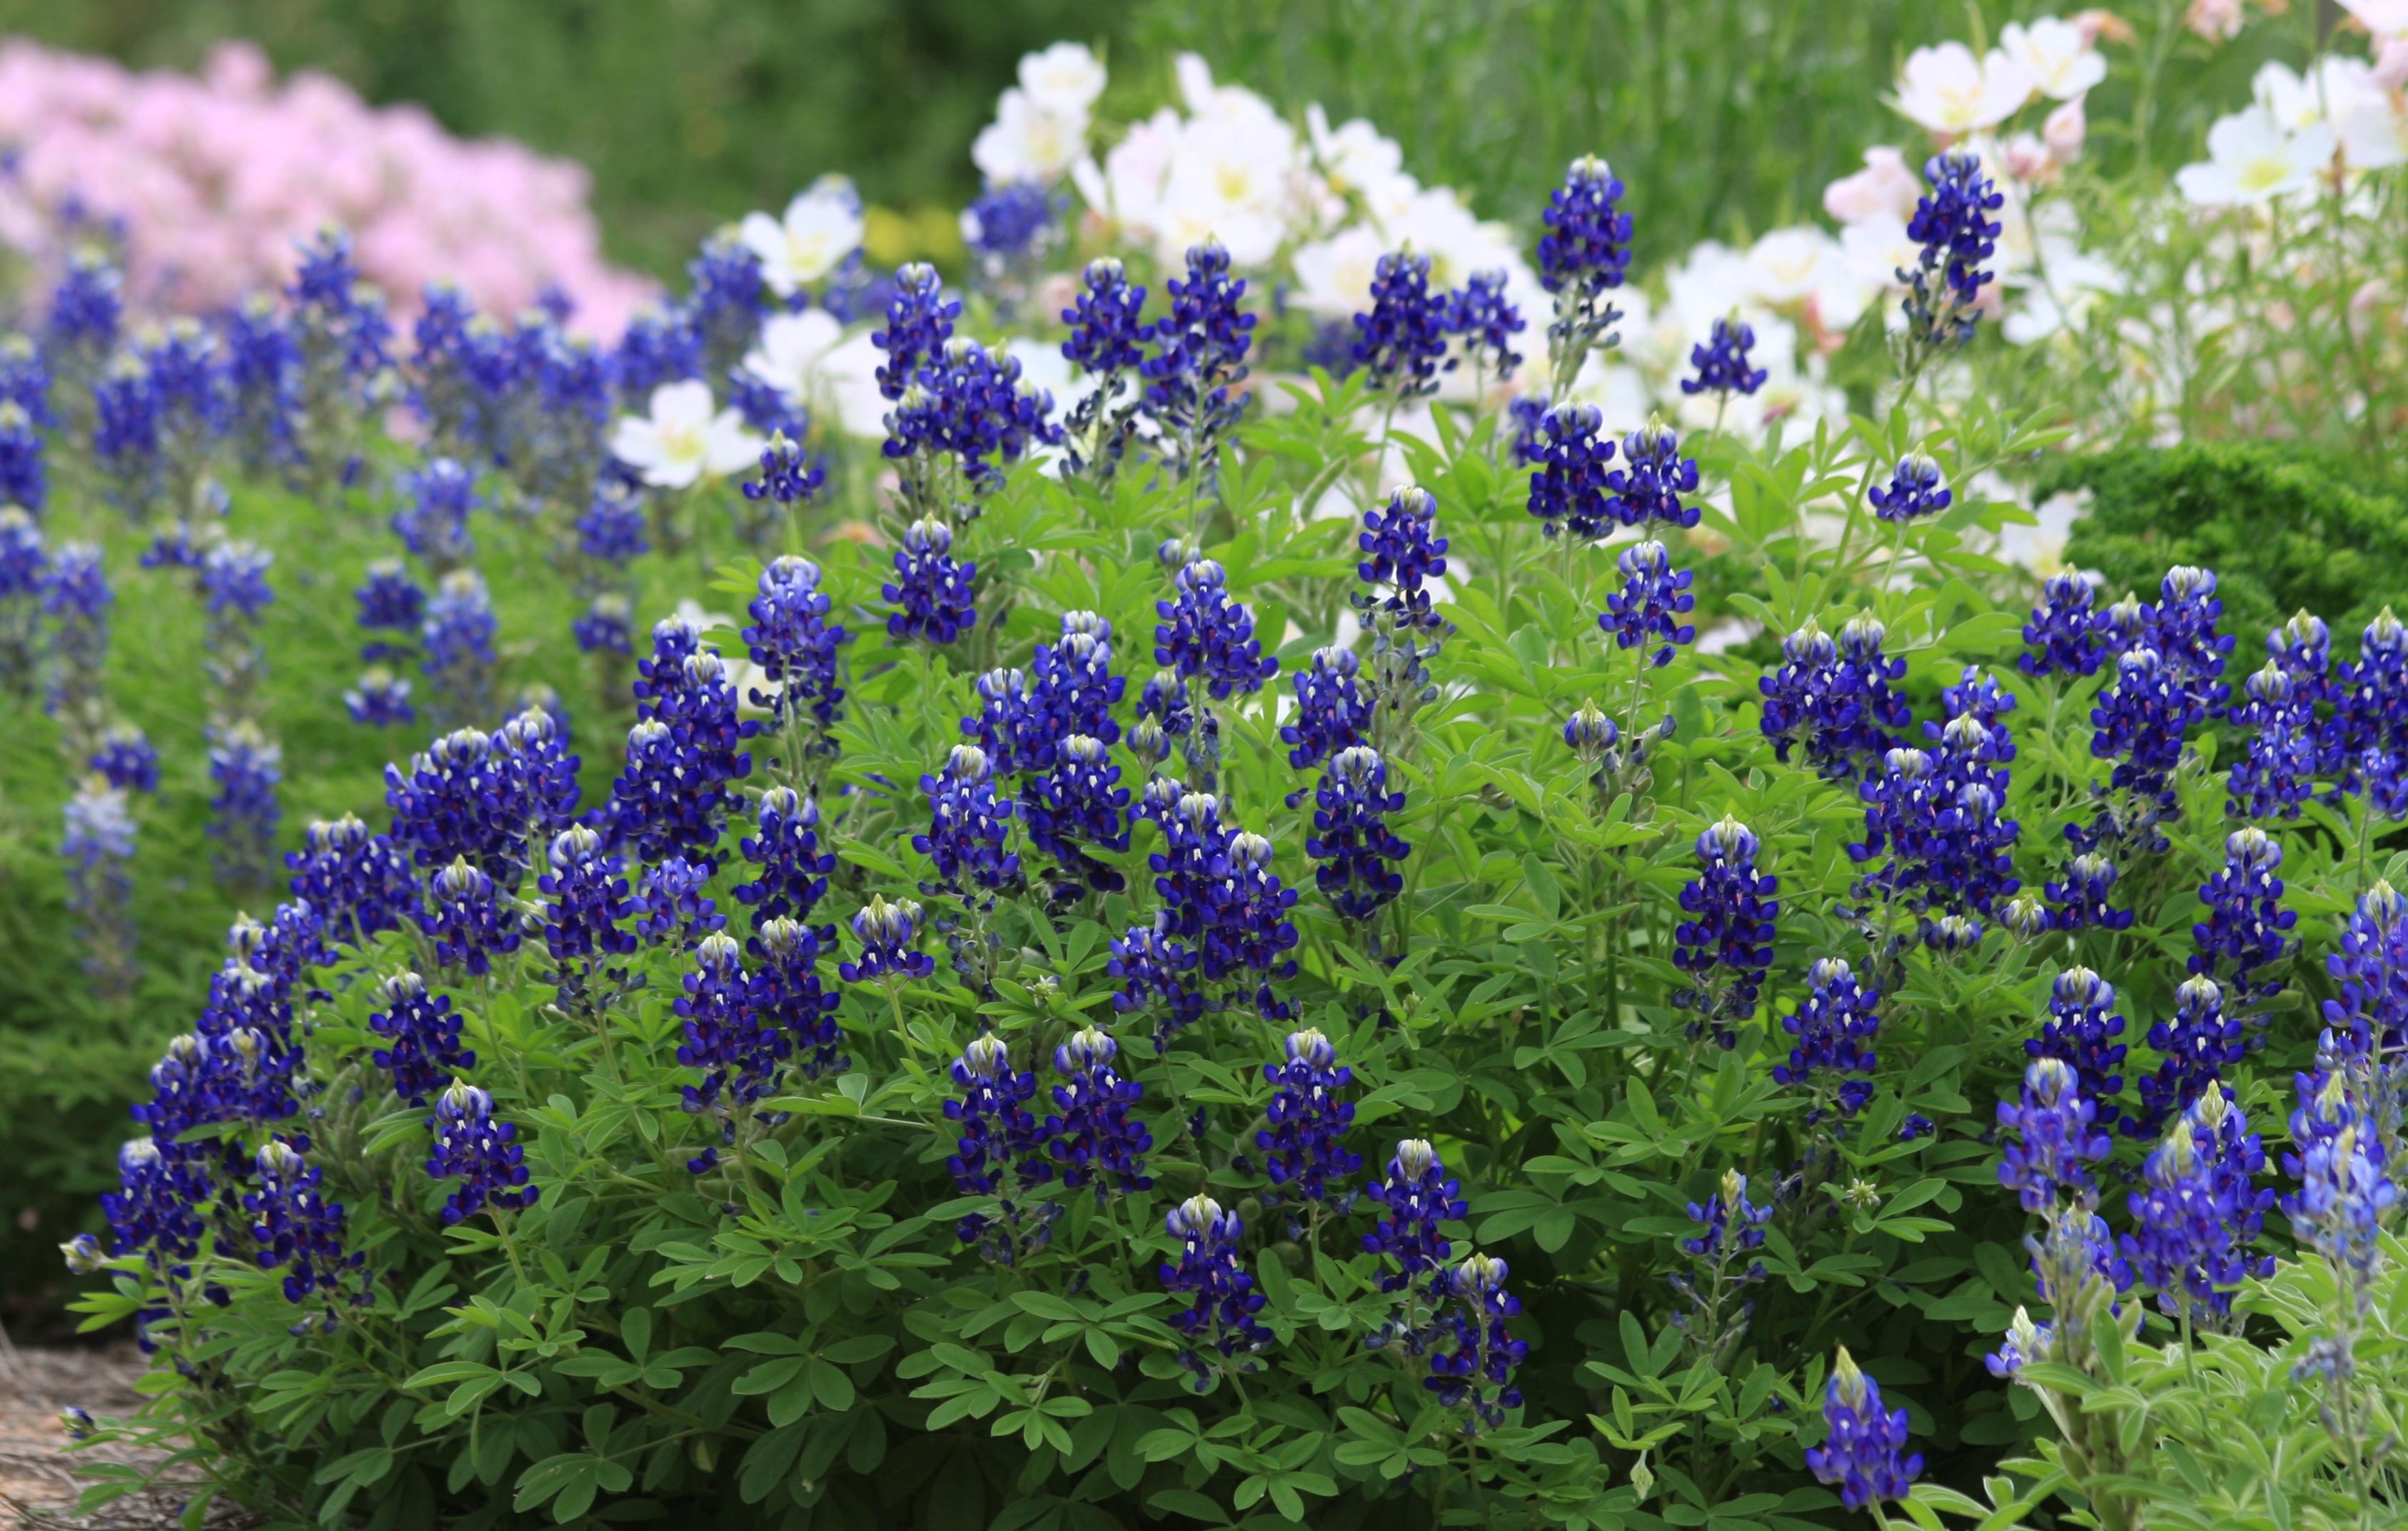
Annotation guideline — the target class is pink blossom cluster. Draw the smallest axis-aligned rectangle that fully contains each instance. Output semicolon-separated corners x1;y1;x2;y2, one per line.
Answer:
0;39;654;336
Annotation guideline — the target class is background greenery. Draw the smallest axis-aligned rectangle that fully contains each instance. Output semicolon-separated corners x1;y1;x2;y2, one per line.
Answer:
0;0;2306;279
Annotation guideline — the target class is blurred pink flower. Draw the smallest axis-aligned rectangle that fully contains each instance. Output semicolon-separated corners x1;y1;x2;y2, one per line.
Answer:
0;38;653;337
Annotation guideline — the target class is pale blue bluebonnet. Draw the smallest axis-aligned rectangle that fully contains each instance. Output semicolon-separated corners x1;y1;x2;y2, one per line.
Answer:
43;539;111;737
2322;879;2408;1061
1670;1168;1772;1362
90;722;159;793
1805;1350;1923;1512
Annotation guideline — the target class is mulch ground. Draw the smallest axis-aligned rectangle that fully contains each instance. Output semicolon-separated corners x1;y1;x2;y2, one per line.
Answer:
0;1342;253;1530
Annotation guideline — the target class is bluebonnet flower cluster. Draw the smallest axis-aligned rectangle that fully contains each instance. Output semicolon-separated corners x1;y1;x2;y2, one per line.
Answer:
354;558;425;664
49;251;124;378
1363;1138;1467;1293
206;722;281;890
1669;1168;1773;1362
538;825;640;972
1601;540;1696;669
884;518;977;645
1307;746;1411;925
1805;1349;1923;1512
0;506;45;699
1141;240;1256;481
2030;965;2130;1110
393;457;478;571
1426;1253;1529;1433
420;569;497;731
1758;615;1909;780
1998;1057;2111;1213
1155;558;1277;700
42;539;111;748
426;1080;538;1225
685;234;769;376
1022;734;1131;896
916;745;1020;896
1447;269;1523;381
840;894;933;983
613;306;702;401
63;775;138;996
2337;608;2408;776
752;915;845;1084
200;538;275;723
1030;610;1124;745
90;723;159;793
1681;316;1767;398
2020;571;2107;678
885;338;1061;506
672;932;789;1118
245;1140;363;1305
1059;257;1148;478
571;594;633;659
963;181;1056;266
944;1035;1054;1262
612;646;754;866
1536;156;1633;390
1868;451;1950;523
1160;1194;1274;1387
1256;1028;1359;1212
383;727;518;875
91;356;165;516
743;553;847;738
1898;149;2003;359
1526;403;1614;539
1357;485;1450;638
1108;920;1207;1045
872;263;959;400
636;856;725;947
1047;1025;1152;1198
366;971;471;1105
100;1137;208;1281
2120;1103;2272;1330
223;294;300;471
1606;418;1699;531
419;857;520;976
2045;850;2131;933
2228;661;2319;820
1672;815;1780;1045
2322;880;2408;1060
1281;647;1369;773
1855;671;2022;934
0;401;44;514
1149;793;1302;1020
739;433;824;530
2281;1105;2395;1323
1773;958;1880;1117
1351;250;1453;395
734;787;835;928
2190;825;2294;1006
2135;975;2248;1136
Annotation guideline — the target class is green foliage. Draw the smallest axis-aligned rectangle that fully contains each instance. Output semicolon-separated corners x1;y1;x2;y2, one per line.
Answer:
2045;443;2408;653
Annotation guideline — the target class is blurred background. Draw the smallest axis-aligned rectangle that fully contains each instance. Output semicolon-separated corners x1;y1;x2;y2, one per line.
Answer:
0;0;2283;282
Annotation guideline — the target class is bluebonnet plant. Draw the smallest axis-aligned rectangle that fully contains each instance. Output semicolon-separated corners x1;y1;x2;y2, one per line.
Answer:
421;569;498;731
538;824;640;976
426;1080;538;1225
1155;558;1276;701
2030;965;2129;1112
1446;269;1523;383
1773;958;1880;1118
1256;1028;1359;1214
1363;1138;1466;1294
872;263;958;401
63;775;138;998
840;894;933;983
884;518;977;645
2190;825;2294;1007
1108;921;1207;1045
1681;316;1767;401
1047;1025;1152;1198
1351;250;1453;396
1606;416;1699;531
2322;880;2408;1062
206;722;282;890
1672;815;1779;1045
245;1140;363;1305
1535;156;1633;392
367;971;472;1106
1601;539;1696;670
1282;647;1369;773
0;506;44;700
418;857;520;977
2134;975;2247;1136
2045;850;2132;933
43;538;111;755
2022;571;2107;678
734;787;835;928
1670;1168;1773;1364
1868;451;1950;523
944;1035;1054;1264
637;856;726;947
1898;149;2003;370
90;722;159;793
1140;240;1255;485
1307;745;1411;927
916;745;1020;897
1426;1251;1530;1434
0;401;44;514
1159;1194;1274;1388
393;457;478;572
1021;734;1131;897
744;553;847;745
1526;403;1614;540
1059;257;1147;479
1805;1349;1923;1512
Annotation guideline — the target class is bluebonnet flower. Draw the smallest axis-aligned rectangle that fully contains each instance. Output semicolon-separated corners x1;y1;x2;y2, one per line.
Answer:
1606;418;1700;532
2191;825;2294;1005
636;856;726;947
2120;1102;2272;1330
1027;610;1125;747
752;914;844;1082
2022;571;2107;678
1536;156;1633;390
246;1140;363;1304
1528;406;1618;538
672;932;783;1118
739;430;824;526
393;458;479;571
1155;558;1277;700
0;505;44;698
41;538;111;731
613;306;702;402
407;283;480;446
1309;746;1411;925
612;649;754;866
1446;269;1524;382
1351;250;1454;396
1258;1028;1360;1211
2029;965;2129;1110
572;595;632;658
62;775;138;996
744;553;847;736
884;338;1061;508
286;226;393;386
1668;1168;1773;1362
1868;451;1950;523
963;180;1056;266
1759;613;1910;780
421;569;498;730
385;728;526;873
1506;394;1551;468
0;401;44;515
2228;662;2318;820
1855;690;2021;931
538;825;640;970
883;518;977;645
1672;815;1778;1044
2322;879;2408;1061
139;319;226;458
418;856;520;976
1160;1193;1274;1388
2337;607;2408;773
916;746;1020;895
206;723;281;890
840;894;932;983
733;787;835;928
944;1034;1054;1257
2283;1115;2396;1320
1151;799;1302;1020
1363;1138;1466;1293
574;486;649;566
962;666;1047;776
1805;1349;1923;1512
223;295;301;471
2045;850;2131;933
1682;316;1767;398
1022;735;1131;896
366;970;471;1105
200;538;275;721
873;263;959;400
1898;150;2003;360
1773;958;1880;1117
1359;484;1451;636
354;558;425;663
1679;1167;1772;1268
1998;1056;2110;1213
1141;241;1257;479
1109;920;1207;1045
46;251;122;408
289;815;415;946
1047;1025;1152;1198
1426;1252;1528;1433
1063;257;1148;376
1601;540;1696;669
101;1137;208;1284
426;1080;538;1225
687;233;770;376
89;723;158;793
2135;975;2248;1137
1134;667;1197;775
1282;647;1369;773
2267;608;2337;714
